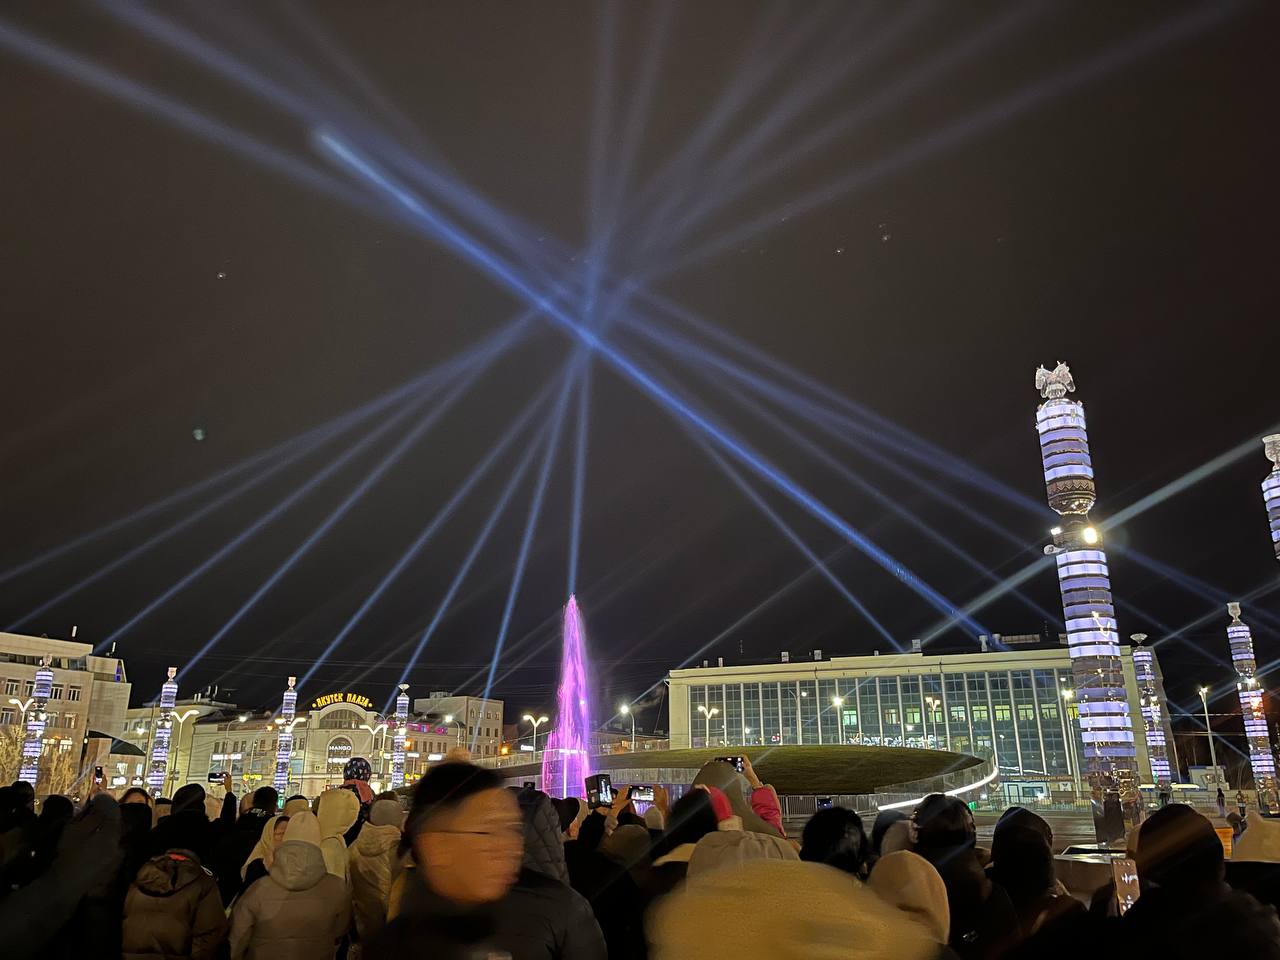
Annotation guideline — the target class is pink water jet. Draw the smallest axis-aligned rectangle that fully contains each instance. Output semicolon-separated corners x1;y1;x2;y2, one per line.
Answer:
541;595;593;798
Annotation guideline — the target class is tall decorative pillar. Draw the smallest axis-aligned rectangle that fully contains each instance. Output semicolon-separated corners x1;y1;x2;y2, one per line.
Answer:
1226;603;1278;813
1035;363;1139;829
274;676;297;796
1262;436;1280;562
1130;637;1171;787
391;683;409;789
147;667;178;796
18;657;54;786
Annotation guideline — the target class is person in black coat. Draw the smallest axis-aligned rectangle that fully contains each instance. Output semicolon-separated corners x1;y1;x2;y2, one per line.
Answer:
913;794;1019;960
213;786;277;904
986;806;1082;935
565;812;645;960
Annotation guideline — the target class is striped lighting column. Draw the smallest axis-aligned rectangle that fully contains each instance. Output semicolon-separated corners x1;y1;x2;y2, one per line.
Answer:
1263;436;1280;562
1034;363;1139;816
391;684;409;789
1130;637;1171;787
274;676;297;796
18;657;54;786
1226;603;1278;814
147;667;178;796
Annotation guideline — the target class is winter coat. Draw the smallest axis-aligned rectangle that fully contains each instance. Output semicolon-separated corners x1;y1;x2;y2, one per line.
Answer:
348;821;404;945
518;790;570;884
215;808;272;905
148;812;217;868
316;788;360;883
648;859;939;960
868;850;950;945
122;851;227;960
565;838;645;960
1120;881;1280;960
496;867;607;960
917;842;1019;960
228;835;350;960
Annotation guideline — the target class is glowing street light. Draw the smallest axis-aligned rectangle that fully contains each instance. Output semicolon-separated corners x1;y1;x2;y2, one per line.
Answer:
832;695;846;745
523;713;549;752
443;713;464;746
619;703;636;752
8;696;35;725
168;709;198;787
697;704;720;747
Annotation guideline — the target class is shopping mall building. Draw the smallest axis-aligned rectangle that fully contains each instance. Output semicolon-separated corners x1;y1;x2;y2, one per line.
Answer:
667;634;1178;799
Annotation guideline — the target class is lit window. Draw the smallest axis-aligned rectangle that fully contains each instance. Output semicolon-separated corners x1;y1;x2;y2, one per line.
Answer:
1017;704;1036;722
971;705;989;722
993;705;1012;723
950;706;967;722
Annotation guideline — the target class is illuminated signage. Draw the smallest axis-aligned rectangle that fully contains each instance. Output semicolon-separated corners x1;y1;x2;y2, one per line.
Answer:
310;692;373;710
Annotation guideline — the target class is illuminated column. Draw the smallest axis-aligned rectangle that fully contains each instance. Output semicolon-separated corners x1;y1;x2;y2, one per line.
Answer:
147;667;178;796
274;676;297;796
1035;363;1139;811
18;657;53;786
391;684;408;789
1262;436;1280;563
1130;637;1171;787
1226;603;1278;813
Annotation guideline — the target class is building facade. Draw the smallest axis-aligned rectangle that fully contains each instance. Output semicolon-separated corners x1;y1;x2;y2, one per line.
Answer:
113;686;504;797
0;630;132;789
667;638;1175;792
413;691;504;757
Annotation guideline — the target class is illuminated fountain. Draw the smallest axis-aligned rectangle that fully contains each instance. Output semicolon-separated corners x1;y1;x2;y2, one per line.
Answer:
541;595;593;798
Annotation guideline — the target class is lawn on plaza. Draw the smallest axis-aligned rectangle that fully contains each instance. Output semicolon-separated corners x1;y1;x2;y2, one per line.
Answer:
497;744;979;795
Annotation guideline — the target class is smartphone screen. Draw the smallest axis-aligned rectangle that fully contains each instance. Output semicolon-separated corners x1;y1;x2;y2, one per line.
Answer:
817;797;834;810
586;774;613;807
630;785;655;802
715;756;745;773
1112;857;1139;914
93;766;104;783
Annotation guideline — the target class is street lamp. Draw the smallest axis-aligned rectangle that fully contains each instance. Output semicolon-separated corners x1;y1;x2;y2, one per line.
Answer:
697;704;720;747
522;714;549;752
168;709;198;788
783;688;808;744
924;696;939;748
619;704;636;751
443;714;464;747
832;696;846;745
1199;686;1220;786
1061;688;1083;796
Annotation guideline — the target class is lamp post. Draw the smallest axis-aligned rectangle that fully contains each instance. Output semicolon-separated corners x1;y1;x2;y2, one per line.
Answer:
523;714;549;752
783;688;808;744
619;704;636;751
1199;686;1220;788
169;709;198;789
924;696;939;749
832;696;846;745
697;704;720;747
444;714;463;747
1062;688;1083;796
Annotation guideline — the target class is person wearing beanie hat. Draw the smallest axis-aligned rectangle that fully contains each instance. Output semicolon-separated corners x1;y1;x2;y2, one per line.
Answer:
348;801;406;953
229;812;349;960
342;758;376;805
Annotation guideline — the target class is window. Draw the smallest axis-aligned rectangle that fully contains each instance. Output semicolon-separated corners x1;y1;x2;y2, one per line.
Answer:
1040;703;1059;721
1;708;13;725
950;705;967;723
3;679;16;695
971;705;989;722
68;686;82;702
904;706;922;725
50;684;64;700
24;680;34;696
1017;703;1036;722
63;712;77;729
993;704;1012;723
883;708;899;724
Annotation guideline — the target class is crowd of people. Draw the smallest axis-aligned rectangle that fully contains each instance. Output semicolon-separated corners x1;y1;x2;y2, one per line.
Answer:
2;752;1279;960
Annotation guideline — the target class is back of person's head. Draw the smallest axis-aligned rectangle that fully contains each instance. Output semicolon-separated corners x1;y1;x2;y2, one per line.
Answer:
369;798;403;828
405;762;523;905
154;798;172;820
283;796;310;817
664;789;718;852
868;850;950;944
1135;804;1223;891
602;823;652;873
912;794;975;852
871;809;908;855
282;810;322;847
1233;815;1280;863
516;789;568;883
578;810;607;852
11;781;36;809
316;787;360;838
800;806;869;877
691;761;779;836
252;786;279;813
40;794;75;823
171;783;206;817
989;805;1055;894
376;790;400;803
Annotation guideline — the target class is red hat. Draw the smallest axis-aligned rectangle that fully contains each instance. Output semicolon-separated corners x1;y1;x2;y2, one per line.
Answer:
701;785;734;823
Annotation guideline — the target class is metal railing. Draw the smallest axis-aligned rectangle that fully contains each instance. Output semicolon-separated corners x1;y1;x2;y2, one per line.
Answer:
872;747;999;811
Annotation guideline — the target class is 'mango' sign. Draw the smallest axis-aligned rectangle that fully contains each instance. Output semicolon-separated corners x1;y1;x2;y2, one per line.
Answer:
310;692;373;710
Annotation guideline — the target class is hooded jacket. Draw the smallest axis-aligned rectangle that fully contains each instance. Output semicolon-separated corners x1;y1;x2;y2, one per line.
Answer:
317;788;360;883
518;789;571;884
215;807;272;904
648;859;938;960
691;762;784;837
122;850;227;960
348;815;404;945
228;813;351;960
868;850;950;945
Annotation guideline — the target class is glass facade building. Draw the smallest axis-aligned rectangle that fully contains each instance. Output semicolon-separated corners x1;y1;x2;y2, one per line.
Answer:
669;641;1171;783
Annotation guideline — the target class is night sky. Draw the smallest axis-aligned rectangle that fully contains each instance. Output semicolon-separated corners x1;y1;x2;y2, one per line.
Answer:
2;2;1277;734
